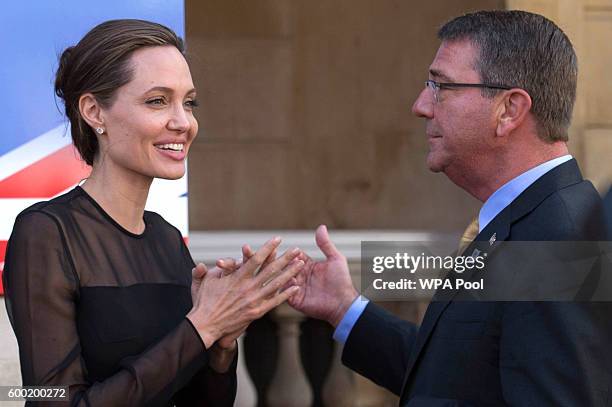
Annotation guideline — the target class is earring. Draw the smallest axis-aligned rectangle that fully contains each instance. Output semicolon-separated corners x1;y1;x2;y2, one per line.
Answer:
95;127;105;135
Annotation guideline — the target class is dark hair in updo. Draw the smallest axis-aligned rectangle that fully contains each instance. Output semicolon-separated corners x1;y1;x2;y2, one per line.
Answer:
54;19;185;165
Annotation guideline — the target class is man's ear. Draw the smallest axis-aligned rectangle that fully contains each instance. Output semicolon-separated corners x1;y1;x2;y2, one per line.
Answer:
495;89;532;138
79;93;105;132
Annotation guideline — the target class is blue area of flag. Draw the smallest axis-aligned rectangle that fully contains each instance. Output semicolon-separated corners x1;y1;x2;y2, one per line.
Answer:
0;1;184;156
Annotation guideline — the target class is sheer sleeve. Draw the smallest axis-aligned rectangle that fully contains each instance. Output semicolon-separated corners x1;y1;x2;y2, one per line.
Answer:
3;210;215;406
170;227;238;406
174;351;238;406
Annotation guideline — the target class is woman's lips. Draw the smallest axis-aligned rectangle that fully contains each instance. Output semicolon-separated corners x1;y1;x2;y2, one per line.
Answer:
154;146;186;161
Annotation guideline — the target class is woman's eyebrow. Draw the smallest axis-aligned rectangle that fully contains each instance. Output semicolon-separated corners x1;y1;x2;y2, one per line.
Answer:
144;86;197;95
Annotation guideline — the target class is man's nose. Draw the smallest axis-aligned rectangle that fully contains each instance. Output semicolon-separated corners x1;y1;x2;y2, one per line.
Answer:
412;88;434;118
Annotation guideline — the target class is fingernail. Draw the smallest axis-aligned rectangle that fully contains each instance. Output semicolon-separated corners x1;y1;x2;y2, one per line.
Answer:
272;236;281;243
291;247;300;255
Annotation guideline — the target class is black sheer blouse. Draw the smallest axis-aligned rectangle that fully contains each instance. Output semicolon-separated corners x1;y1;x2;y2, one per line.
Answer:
3;187;236;406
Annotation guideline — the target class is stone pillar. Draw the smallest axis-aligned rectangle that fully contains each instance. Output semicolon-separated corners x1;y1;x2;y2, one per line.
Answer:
322;341;356;407
235;335;257;407
267;304;313;407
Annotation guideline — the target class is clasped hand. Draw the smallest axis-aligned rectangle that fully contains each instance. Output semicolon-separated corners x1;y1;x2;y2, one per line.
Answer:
188;226;360;374
187;237;303;352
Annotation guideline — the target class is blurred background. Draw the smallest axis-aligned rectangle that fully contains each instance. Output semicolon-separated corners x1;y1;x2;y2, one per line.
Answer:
1;1;611;406
186;0;612;232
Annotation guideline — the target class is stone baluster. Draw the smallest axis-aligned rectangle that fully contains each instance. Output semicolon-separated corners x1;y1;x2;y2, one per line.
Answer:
267;304;313;407
322;340;355;406
235;334;257;407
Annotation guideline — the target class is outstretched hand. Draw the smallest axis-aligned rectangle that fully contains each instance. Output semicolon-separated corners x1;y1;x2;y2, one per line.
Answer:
287;225;358;327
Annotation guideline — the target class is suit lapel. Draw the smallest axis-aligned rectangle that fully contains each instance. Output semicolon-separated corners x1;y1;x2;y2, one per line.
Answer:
398;159;584;403
397;214;510;405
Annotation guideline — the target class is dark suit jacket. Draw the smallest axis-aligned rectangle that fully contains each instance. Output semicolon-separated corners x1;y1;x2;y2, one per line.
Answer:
604;186;612;238
343;159;612;406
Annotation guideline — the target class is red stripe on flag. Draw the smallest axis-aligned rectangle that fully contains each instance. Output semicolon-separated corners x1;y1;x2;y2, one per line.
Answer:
0;240;7;295
0;145;90;198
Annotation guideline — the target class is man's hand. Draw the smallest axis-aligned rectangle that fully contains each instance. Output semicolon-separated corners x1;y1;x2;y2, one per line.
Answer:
287;225;358;327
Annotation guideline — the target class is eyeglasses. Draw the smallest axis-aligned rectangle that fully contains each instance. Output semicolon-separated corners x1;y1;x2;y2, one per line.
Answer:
424;79;515;103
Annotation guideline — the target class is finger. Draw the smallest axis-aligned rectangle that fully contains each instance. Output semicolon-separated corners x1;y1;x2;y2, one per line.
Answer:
297;252;310;262
217;258;237;269
216;258;239;276
262;285;301;312
258;247;277;276
259;259;304;298
277;276;299;296
202;266;226;279
242;244;255;264
192;263;208;280
255;247;301;285
241;237;282;276
315;224;342;260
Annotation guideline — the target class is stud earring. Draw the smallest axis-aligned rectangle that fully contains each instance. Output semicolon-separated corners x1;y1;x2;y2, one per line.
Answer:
95;127;105;135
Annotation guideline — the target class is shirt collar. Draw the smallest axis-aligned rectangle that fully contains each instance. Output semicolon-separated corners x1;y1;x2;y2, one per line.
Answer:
478;155;573;232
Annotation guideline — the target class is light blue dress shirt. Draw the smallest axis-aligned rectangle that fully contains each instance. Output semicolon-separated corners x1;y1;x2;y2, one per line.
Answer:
478;155;572;232
333;154;573;344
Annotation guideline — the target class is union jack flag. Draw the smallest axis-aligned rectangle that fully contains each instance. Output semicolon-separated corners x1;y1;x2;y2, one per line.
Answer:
0;127;91;294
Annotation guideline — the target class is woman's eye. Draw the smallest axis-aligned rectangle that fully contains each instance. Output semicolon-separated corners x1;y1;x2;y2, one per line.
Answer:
185;99;199;109
146;98;166;106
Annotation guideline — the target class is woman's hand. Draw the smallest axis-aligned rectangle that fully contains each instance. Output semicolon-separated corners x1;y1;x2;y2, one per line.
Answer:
212;243;278;350
190;263;208;305
190;244;257;314
190;263;239;372
187;237;302;349
190;261;232;306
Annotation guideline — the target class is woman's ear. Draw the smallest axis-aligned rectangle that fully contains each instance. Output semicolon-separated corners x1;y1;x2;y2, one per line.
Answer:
79;93;105;133
496;88;532;138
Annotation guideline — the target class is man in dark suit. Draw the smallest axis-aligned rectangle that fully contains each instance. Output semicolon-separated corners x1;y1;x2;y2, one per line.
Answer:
288;10;611;406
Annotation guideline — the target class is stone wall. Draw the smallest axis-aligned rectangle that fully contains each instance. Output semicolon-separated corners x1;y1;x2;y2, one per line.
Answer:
185;0;504;232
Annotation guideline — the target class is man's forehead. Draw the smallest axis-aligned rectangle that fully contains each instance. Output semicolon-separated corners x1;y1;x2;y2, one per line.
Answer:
428;39;479;81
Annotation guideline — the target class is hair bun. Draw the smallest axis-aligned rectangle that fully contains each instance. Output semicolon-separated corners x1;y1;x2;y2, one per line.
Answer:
54;46;75;100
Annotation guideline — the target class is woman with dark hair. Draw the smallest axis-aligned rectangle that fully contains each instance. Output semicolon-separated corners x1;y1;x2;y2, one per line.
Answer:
3;19;303;406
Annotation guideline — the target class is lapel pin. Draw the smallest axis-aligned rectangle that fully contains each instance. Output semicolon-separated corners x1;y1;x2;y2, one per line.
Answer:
489;233;496;246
